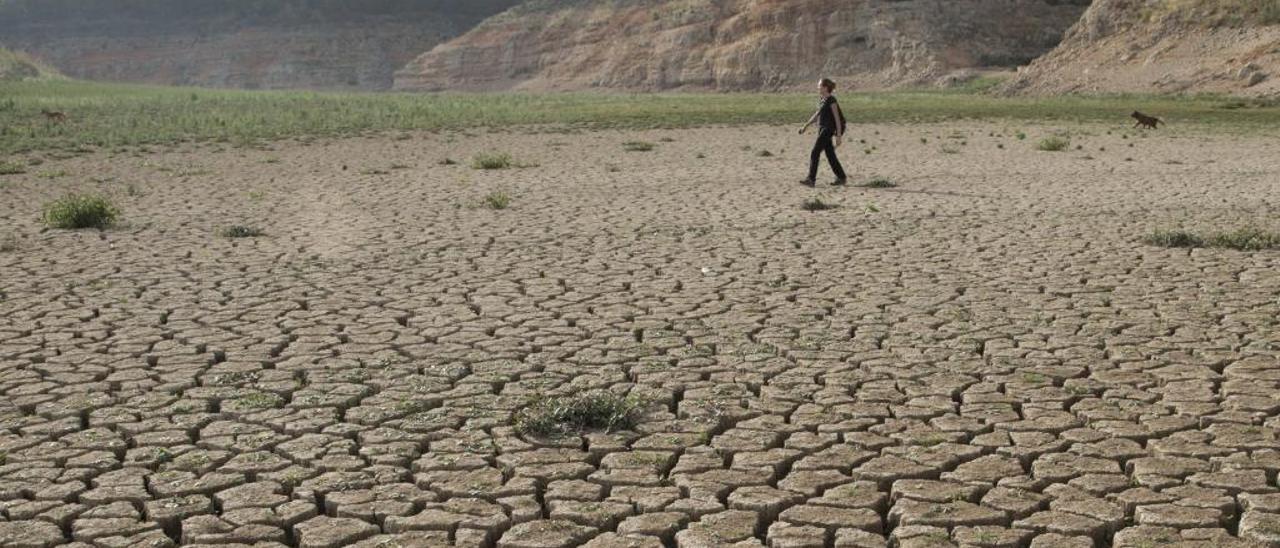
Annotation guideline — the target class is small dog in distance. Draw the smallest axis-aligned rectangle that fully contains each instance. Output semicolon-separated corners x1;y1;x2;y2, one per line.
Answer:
41;109;68;123
1131;111;1162;129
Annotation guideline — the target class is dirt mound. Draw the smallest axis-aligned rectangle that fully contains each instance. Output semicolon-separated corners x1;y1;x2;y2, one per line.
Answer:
393;0;1089;92
1003;0;1280;96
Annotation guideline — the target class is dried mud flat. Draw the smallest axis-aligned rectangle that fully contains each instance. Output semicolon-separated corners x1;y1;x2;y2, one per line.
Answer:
1;123;1280;548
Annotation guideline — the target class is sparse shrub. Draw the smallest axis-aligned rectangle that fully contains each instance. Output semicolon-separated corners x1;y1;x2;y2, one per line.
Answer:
481;191;512;210
1206;227;1280;251
756;150;774;157
471;152;513;170
438;158;457;166
514;391;647;436
862;177;897;188
1037;136;1070;152
1144;229;1203;248
0;160;26;175
1144;227;1280;251
219;225;265;238
801;196;836;212
42;193;119;229
1015;131;1027;140
623;141;655;152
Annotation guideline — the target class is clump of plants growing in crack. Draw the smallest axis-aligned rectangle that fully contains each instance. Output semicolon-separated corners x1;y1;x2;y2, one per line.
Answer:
513;391;648;436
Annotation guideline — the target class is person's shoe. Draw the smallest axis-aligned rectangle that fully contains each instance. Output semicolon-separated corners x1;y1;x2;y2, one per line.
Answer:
832;178;848;186
799;178;816;187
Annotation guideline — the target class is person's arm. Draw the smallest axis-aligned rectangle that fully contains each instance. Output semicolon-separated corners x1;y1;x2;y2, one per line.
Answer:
829;102;843;144
799;110;820;134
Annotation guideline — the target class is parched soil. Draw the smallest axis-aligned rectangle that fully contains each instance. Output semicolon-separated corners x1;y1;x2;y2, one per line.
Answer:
1;123;1279;548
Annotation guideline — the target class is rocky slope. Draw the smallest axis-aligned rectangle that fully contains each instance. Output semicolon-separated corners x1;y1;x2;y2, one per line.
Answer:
1003;0;1280;96
0;1;521;90
0;47;61;82
393;0;1092;92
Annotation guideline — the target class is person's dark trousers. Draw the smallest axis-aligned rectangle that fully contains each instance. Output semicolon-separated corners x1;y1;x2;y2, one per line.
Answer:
808;128;846;181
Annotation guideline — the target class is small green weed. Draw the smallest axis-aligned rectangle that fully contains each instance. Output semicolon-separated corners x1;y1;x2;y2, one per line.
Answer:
42;193;119;229
481;191;512;210
862;177;897;188
0;160;26;175
1037;136;1071;151
623;141;655;152
514;391;647;436
801;196;836;212
471;152;513;170
218;225;265;238
1206;227;1280;251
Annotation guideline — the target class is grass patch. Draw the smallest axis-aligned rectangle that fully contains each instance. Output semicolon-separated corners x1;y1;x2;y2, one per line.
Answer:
471;152;513;170
514;391;647;436
1143;229;1203;248
480;190;512;210
1144;227;1280;251
623;141;655;152
1037;136;1071;151
801;196;837;212
0;160;26;175
861;177;897;188
4;80;1280;154
218;225;265;238
1206;227;1280;251
42;193;119;229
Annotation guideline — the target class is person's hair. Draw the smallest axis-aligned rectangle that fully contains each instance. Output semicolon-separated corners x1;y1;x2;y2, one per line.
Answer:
819;78;836;92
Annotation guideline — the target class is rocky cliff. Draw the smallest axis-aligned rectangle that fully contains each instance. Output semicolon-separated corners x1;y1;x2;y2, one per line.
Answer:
0;1;521;90
1003;0;1280;96
393;0;1092;92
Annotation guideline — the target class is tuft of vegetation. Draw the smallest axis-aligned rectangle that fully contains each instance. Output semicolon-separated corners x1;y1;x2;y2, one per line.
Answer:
480;190;512;210
862;177;897;188
801;196;837;212
514;391;647;436
1143;229;1203;248
42;193;119;229
1206;227;1280;251
218;225;265;238
756;150;774;157
623;141;655;152
1037;136;1071;151
0;160;26;175
471;152;513;170
1144;227;1280;251
438;158;457;166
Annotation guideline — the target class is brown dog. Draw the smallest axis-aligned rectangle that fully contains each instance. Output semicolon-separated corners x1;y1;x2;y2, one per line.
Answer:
1131;111;1162;129
40;109;67;123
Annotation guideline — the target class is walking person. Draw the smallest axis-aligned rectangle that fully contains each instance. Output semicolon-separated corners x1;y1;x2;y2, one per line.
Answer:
798;78;847;187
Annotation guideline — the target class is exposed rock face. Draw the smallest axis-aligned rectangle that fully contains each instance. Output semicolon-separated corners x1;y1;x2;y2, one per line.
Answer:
0;1;522;90
393;0;1091;92
1003;0;1280;96
2;21;452;90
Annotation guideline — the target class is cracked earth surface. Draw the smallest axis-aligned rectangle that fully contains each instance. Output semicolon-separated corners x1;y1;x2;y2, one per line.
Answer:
1;123;1279;548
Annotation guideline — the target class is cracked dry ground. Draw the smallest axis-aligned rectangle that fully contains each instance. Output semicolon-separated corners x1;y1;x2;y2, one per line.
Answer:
1;123;1280;548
